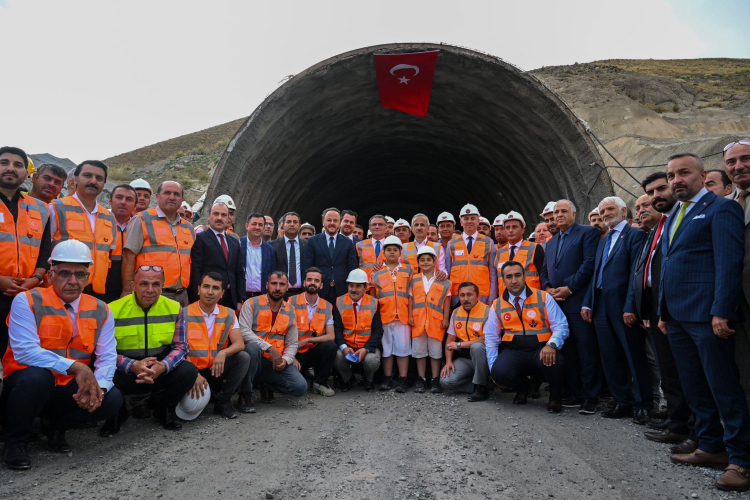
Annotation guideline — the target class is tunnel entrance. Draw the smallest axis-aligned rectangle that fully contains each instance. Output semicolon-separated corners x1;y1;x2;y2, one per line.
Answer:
206;43;611;233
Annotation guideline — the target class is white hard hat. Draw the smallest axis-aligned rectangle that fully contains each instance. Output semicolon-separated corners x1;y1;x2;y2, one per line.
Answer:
394;218;410;229
417;245;437;258
175;386;211;421
529;232;536;241
589;207;600;216
504;211;525;226
385;216;395;224
346;268;369;284
493;214;507;226
213;194;237;210
460;204;479;216
49;240;93;265
383;235;403;249
367;229;372;237
180;201;191;210
437;212;455;224
479;216;491;227
540;201;556;217
130;178;152;192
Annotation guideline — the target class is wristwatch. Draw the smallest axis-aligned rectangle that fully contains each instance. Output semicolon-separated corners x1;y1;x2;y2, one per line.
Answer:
457;341;462;349
547;342;558;350
32;274;44;283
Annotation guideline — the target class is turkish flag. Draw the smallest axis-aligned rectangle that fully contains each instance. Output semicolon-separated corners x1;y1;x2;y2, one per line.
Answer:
374;50;439;117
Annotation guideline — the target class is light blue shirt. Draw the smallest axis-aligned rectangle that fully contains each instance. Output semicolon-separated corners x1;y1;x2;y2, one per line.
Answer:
285;236;302;288
484;288;569;369
245;239;263;292
8;292;117;391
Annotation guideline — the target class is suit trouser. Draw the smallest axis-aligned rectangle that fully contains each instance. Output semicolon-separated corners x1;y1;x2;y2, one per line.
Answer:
1;367;123;449
334;349;381;383
491;347;566;400
296;341;338;385
198;350;251;404
242;343;308;396
0;300;10;378
440;343;489;393
666;318;750;466
113;361;198;410
593;292;653;409
735;298;750;404
561;311;602;401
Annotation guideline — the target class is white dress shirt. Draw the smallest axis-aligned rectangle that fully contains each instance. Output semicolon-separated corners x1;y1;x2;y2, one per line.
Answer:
462;231;479;249
284;236;302;288
484;289;569;369
200;304;239;341
245;238;263;292
7;293;117;391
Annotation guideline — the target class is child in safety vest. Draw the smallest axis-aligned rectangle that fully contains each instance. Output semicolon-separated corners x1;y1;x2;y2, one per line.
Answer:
371;236;412;393
408;245;451;393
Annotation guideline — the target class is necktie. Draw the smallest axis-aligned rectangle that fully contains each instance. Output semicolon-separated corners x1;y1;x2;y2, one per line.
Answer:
555;232;566;264
353;303;358;324
509;245;517;261
670;201;692;244
739;190;749;211
218;233;229;262
64;303;78;338
595;230;615;288
288;240;297;286
466;236;473;254
643;215;666;288
513;296;523;317
375;240;381;259
328;236;335;261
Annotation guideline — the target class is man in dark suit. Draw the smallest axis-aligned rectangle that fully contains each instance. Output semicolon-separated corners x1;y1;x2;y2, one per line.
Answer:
270;211;307;299
582;196;650;424
632;172;695;450
188;202;245;309
240;213;276;301
301;207;359;305
659;153;750;492
540;199;601;415
339;209;362;243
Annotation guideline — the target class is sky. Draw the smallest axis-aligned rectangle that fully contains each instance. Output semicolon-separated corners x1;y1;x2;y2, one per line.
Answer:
1;0;747;162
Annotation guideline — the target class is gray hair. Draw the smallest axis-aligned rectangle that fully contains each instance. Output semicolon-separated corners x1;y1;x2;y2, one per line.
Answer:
554;199;577;214
598;196;627;211
411;213;429;225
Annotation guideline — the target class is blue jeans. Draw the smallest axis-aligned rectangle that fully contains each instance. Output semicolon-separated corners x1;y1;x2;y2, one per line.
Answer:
241;343;307;397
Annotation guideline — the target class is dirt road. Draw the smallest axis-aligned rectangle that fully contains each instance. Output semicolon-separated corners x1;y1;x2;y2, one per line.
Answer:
1;389;746;500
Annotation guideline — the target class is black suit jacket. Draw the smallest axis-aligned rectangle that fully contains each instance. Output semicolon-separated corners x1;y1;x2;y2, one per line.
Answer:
270;236;308;286
632;224;663;320
188;229;245;308
301;232;358;299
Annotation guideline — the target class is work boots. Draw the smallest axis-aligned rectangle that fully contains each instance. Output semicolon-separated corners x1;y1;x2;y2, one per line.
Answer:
468;384;489;402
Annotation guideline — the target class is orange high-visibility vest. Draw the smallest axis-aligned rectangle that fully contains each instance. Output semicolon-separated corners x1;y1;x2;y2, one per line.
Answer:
494;287;552;344
450;301;490;342
356;239;387;283
493;240;541;296
403;241;442;271
2;288;108;385
0;193;49;278
448;234;492;296
134;208;196;289
336;294;377;349
52;196;116;294
410;273;451;340
250;294;295;359
289;294;332;354
371;265;411;325
185;301;236;369
110;223;128;263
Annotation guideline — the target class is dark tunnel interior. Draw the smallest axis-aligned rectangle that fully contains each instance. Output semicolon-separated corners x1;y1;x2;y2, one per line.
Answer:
205;44;611;235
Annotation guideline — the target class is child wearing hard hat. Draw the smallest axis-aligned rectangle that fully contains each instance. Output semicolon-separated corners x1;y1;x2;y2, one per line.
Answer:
409;245;451;393
370;236;412;393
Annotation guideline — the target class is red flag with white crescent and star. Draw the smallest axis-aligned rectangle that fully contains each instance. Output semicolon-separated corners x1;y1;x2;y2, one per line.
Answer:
374;50;439;117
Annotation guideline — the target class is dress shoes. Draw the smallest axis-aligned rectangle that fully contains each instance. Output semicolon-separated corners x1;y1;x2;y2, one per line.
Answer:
644;429;688;444
131;404;152;419
159;407;183;431
601;405;633;419
46;429;70;453
468;385;489;402
632;408;649;425
647;417;670;430
2;446;31;470
671;449;729;470
669;439;698;455
547;399;562;413
100;403;129;437
717;465;750;492
561;397;583;408
513;390;528;405
579;399;597;415
650;408;668;420
529;381;541;399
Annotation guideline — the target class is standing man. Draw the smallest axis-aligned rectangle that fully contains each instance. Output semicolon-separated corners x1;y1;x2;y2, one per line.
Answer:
270;212;307;298
540;202;559;236
635;195;660;232
241;213;277;301
660;152;750;492
589;208;609;238
301;207;358;305
28;163;66;204
188;202;245;309
427;224;439;243
122;181;195;307
493;211;544;297
446;204;497;305
129;179;152;214
340;210;360;242
300;223;316;240
492;214;508;250
540;199;601;415
385;216;395;237
403;214;447;274
352;225;364;241
437;211;456;270
582;197;651;423
262;216;275;242
394;219;411;245
535;222;551;247
705;169;734;198
478;217;492;238
105;185;137;303
355;214;389;284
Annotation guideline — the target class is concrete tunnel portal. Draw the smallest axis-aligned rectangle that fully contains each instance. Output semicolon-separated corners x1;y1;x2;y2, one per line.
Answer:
205;43;612;234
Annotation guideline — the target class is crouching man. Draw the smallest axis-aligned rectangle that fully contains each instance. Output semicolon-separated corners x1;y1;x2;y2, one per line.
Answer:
1;240;123;470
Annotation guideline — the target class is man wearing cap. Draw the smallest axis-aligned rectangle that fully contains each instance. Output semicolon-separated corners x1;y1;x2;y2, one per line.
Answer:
394;219;411;245
589;208;609;238
384;216;395;237
493;214;508;250
270;211;307;299
0;240;122;470
355;214;389;285
333;268;384;392
540;202;559;236
300;223;316;240
478;217;491;238
446;204;498;306
403;214;447;275
130;178;152;214
437;211;456;268
105;184;137;303
493;211;545;298
28;163;66;204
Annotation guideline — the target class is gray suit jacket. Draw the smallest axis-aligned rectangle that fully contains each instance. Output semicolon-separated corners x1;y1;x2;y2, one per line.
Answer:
729;188;750;306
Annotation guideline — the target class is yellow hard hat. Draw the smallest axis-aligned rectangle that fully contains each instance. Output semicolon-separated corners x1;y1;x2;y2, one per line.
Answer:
27;157;35;174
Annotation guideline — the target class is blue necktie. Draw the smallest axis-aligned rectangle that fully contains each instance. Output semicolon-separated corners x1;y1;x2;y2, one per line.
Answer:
375;240;381;259
595;230;615;289
466;236;473;254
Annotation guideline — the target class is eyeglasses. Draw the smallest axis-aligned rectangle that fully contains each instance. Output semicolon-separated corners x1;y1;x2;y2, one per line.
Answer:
724;140;750;152
55;270;89;280
137;265;164;272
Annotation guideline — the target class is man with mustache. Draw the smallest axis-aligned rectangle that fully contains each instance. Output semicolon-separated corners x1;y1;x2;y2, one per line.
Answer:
104;185;137;303
28;163;66;204
588;208;609;238
705;169;734;198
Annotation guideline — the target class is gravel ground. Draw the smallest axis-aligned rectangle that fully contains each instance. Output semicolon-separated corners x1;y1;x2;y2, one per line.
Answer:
1;388;749;500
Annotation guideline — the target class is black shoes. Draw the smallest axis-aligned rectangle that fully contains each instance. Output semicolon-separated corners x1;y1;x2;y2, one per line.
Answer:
430;378;442;393
602;405;634;419
413;378;426;393
131;404;152;419
468;385;489;402
647;417;670;430
579;399;597;415
395;378;408;393
562;397;583;408
236;393;257;414
379;376;394;391
547;399;562;413
633;408;649;425
159;407;183;431
2;446;31;470
46;429;70;453
213;402;239;419
260;386;276;404
364;379;375;392
100;403;129;437
513;390;528;405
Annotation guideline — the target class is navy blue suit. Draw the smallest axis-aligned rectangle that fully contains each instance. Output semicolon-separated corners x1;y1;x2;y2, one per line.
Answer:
239;237;277;294
660;190;750;465
541;222;602;401
301;232;358;304
583;222;651;409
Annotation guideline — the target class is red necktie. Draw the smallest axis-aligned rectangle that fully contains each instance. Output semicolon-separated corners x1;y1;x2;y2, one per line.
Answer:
643;215;666;289
514;296;523;317
218;233;229;262
353;303;358;324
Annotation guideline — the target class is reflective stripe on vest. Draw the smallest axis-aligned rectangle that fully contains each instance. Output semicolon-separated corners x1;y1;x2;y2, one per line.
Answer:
450;301;490;342
1;288;108;385
185;301;235;369
403;241;441;270
251;295;295;359
494;240;541;295
336;294;377;349
289;294;332;354
356;239;387;283
135;208;195;289
0;193;49;278
109;293;181;359
371;266;411;325
52;196;116;294
494;288;552;344
449;235;492;296
410;273;450;340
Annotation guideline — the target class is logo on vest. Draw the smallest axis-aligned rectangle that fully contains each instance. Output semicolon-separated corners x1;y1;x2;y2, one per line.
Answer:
29;220;39;231
529;320;538;328
527;310;537;319
455;322;463;330
472;323;481;331
503;313;511;322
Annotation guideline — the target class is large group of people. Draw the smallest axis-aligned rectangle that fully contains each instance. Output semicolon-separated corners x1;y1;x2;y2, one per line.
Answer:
0;141;749;492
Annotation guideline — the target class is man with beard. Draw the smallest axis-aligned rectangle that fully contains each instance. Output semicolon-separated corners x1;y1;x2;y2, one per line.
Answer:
588;208;609;238
352;225;364;240
493;214;508;250
478;217;492;238
291;267;337;396
28;163;66;204
340;210;359;243
540;202;559;236
105;185;137;303
582;196;650;424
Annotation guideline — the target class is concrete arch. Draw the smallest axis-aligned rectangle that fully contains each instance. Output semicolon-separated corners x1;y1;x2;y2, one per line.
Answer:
206;43;611;232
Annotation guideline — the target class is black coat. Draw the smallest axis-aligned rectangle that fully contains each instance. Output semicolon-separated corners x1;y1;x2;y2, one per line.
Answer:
269;236;308;285
188;229;245;308
301;233;358;300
